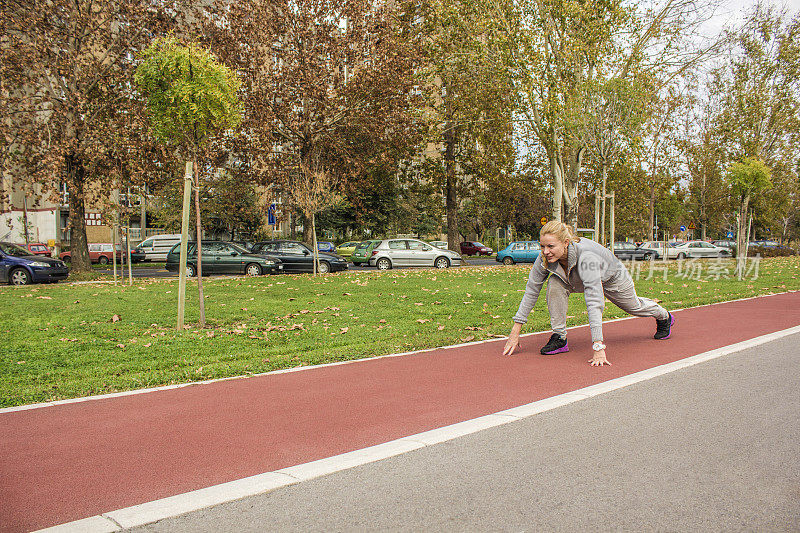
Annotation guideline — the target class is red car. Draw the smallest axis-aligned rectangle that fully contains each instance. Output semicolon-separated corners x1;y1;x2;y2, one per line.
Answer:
15;243;51;256
59;243;125;264
459;241;493;256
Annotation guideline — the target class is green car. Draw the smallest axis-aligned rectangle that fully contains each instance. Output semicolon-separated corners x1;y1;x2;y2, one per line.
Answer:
335;241;360;259
350;240;382;266
165;241;281;277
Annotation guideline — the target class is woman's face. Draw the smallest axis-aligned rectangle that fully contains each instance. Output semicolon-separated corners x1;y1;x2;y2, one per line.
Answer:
540;233;569;263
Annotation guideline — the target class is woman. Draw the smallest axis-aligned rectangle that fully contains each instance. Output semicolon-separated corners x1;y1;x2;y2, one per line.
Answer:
502;221;673;366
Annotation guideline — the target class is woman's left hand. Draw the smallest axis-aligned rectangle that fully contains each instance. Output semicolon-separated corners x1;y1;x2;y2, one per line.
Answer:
589;349;611;366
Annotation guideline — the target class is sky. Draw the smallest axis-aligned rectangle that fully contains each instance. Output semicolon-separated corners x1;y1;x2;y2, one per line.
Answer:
699;0;800;38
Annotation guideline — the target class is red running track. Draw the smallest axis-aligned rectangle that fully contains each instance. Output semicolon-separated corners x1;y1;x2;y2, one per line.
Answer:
2;292;799;532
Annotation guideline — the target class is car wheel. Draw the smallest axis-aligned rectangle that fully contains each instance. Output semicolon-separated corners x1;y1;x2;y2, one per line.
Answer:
98;255;109;265
376;258;392;270
186;263;196;277
502;257;515;265
245;263;262;276
62;255;71;264
677;253;686;260
435;256;450;269
643;252;653;261
317;261;330;274
9;268;32;285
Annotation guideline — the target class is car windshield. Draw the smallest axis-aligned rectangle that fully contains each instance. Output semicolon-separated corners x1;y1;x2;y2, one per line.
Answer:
473;242;485;247
0;243;31;257
230;243;250;254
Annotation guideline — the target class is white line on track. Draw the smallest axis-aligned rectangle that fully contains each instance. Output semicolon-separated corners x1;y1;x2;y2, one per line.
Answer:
35;323;800;532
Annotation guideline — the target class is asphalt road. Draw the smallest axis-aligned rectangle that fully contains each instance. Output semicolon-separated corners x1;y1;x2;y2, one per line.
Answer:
132;332;800;532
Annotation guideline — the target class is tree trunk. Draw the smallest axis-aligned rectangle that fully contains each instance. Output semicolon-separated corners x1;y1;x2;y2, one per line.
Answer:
194;159;206;327
66;154;91;272
563;146;583;228
302;213;313;246
736;195;750;279
550;151;563;222
444;120;459;252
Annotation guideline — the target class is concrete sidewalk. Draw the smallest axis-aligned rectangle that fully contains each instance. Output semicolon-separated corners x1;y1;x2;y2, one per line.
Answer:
2;291;799;532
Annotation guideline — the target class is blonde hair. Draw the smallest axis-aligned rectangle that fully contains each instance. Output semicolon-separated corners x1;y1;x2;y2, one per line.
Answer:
540;220;581;244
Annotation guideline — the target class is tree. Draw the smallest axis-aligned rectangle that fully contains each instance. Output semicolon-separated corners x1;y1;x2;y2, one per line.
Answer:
135;36;242;327
419;0;515;250
0;0;180;271
726;158;771;276
206;0;422;250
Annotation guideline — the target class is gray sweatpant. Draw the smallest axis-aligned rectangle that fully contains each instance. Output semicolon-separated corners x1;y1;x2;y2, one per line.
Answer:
546;272;668;340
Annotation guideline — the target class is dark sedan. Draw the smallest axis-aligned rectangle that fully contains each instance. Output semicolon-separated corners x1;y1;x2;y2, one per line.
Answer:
0;242;69;285
613;242;658;260
165;241;281;277
251;240;348;274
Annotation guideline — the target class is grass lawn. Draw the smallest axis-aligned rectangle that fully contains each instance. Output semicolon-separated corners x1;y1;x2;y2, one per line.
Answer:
1;256;798;407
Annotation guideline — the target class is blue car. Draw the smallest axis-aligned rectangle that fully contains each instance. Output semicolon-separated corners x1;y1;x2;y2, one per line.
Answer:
0;241;69;285
317;241;336;254
496;241;541;265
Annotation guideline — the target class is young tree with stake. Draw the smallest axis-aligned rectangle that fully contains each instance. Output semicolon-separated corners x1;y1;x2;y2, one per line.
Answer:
135;37;242;329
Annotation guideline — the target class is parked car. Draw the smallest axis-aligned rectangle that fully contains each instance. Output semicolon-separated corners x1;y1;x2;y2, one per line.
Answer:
251;240;348;274
231;241;255;252
496;241;541;265
613;242;659;261
638;241;669;259
127;245;146;263
135;234;182;262
0;242;69;285
672;240;731;259
459;241;493;256
317;241;336;254
165;241;281;277
14;243;51;257
59;243;126;264
335;241;360;259
369;238;462;270
350;240;382;266
430;240;448;249
712;240;736;251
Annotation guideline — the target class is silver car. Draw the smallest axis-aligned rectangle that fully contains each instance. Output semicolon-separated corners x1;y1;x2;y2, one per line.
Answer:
673;240;732;259
369;238;462;270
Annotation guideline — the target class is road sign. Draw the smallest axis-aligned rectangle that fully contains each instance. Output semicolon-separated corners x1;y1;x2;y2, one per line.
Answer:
727;231;734;238
540;216;548;225
268;204;277;226
680;225;686;232
688;222;696;230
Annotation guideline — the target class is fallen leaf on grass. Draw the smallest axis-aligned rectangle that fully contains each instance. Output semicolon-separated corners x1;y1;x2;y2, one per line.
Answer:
116;344;125;348
461;335;475;342
111;315;121;322
37;296;53;300
438;325;445;331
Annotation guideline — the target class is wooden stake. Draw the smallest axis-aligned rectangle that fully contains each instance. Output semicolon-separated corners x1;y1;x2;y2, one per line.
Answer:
177;162;193;330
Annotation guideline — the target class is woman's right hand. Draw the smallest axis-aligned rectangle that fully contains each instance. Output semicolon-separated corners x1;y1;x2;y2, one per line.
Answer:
502;323;523;356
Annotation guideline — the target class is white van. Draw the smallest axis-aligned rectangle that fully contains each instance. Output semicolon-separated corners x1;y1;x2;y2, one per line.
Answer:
136;234;182;262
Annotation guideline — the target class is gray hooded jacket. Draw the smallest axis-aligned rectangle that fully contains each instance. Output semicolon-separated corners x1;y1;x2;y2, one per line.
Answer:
512;238;630;342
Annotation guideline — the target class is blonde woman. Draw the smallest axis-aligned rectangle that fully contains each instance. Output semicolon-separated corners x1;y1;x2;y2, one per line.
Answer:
502;221;673;366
